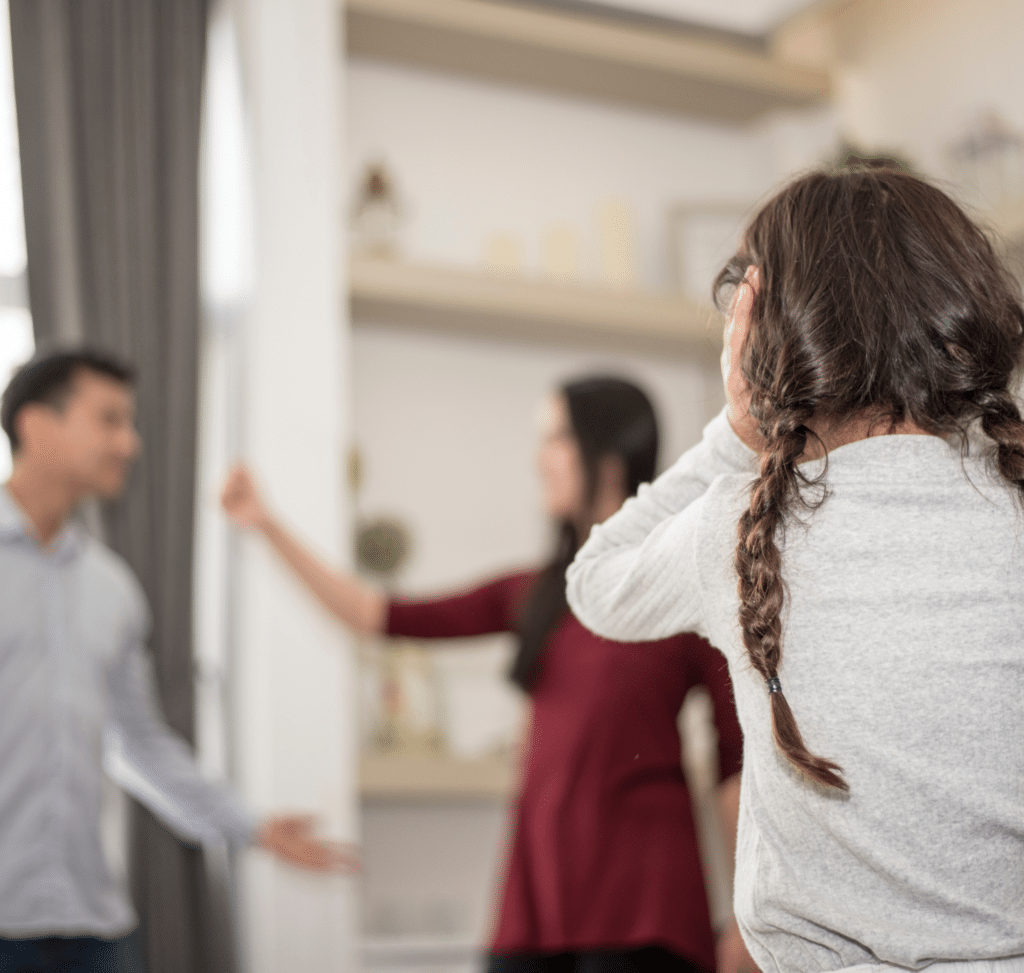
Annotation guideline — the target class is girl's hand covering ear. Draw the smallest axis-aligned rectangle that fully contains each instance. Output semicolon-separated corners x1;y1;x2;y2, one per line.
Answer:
721;268;764;452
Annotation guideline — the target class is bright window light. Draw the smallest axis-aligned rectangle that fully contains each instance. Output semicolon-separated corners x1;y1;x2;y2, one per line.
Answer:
0;308;33;479
0;0;26;277
0;0;35;479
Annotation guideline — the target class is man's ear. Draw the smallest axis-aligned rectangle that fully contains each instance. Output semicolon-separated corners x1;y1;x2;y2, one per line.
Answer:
14;403;57;455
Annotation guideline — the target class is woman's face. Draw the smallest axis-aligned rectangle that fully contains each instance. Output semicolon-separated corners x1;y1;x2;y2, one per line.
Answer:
537;393;586;521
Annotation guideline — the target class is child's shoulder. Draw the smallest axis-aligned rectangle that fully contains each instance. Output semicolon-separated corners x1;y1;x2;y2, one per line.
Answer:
702;470;755;518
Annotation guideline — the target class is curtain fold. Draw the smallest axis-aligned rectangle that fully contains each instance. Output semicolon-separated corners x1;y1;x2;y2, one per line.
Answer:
8;3;230;972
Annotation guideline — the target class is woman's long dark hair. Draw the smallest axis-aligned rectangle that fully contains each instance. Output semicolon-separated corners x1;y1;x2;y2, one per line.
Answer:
712;165;1024;790
509;376;659;691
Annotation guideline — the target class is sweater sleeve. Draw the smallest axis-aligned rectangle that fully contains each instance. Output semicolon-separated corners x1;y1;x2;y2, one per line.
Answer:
106;640;257;850
566;407;756;643
386;571;536;640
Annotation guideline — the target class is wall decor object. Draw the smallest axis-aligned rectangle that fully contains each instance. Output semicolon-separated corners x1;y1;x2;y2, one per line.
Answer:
371;642;447;756
355;515;412;578
541;224;579;282
668;202;749;303
482;232;524;275
832;141;916;174
348;443;447;757
948;111;1024;210
352;160;404;259
598;200;637;290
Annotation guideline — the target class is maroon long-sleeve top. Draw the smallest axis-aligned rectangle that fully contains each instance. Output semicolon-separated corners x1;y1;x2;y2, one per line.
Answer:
387;569;742;970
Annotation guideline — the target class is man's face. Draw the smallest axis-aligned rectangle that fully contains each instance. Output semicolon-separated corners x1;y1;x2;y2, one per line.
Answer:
21;370;141;499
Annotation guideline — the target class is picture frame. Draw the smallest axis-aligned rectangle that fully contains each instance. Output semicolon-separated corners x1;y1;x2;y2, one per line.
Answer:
667;202;751;303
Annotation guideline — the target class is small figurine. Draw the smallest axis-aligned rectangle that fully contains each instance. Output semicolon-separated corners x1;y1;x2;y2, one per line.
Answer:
541;225;580;282
598;200;637;290
482;232;524;275
349;445;446;757
948;111;1024;208
352;161;404;259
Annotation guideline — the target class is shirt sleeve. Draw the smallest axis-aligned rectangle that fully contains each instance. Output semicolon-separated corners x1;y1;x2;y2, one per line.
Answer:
105;640;257;850
386;571;536;640
566;407;757;643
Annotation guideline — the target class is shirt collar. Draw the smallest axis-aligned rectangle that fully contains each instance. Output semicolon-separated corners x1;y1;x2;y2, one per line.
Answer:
0;485;28;540
0;484;85;559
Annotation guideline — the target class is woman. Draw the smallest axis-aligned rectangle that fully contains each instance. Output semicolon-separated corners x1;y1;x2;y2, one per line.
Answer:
222;376;754;973
567;168;1024;971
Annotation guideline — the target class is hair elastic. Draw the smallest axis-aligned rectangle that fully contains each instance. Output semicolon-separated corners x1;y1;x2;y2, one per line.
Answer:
765;677;783;695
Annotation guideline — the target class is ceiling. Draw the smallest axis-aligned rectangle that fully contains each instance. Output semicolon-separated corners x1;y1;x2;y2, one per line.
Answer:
544;0;820;36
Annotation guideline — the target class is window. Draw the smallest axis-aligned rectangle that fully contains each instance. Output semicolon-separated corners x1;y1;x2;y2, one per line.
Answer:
0;0;34;480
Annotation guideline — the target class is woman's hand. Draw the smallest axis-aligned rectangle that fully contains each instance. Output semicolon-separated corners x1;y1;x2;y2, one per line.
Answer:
222;465;387;634
221;464;271;533
721;269;763;452
257;814;360;873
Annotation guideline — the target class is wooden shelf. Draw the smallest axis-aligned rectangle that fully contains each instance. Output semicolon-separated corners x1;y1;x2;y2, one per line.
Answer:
346;0;831;123
350;257;721;358
360;752;514;799
362;935;478;966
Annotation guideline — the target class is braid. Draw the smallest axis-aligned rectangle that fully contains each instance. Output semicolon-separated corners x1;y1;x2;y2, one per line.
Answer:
976;388;1024;494
736;408;849;791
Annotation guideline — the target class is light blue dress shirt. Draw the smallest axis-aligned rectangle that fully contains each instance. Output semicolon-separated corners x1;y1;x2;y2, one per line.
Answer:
0;486;256;939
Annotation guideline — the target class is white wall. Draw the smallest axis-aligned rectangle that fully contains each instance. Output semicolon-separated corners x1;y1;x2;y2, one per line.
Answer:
821;0;1024;193
347;58;777;293
361;798;509;944
230;1;357;970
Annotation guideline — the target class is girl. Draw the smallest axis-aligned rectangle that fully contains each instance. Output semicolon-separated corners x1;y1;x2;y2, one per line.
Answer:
567;168;1024;971
222;376;754;973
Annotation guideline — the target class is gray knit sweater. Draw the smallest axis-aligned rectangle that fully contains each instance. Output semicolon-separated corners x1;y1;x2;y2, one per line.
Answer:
566;408;1024;972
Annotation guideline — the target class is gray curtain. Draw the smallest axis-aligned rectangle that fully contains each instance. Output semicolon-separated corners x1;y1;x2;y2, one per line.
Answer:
8;3;232;972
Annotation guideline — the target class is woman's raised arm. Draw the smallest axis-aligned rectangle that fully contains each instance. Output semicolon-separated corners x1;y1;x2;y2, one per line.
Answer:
221;464;387;635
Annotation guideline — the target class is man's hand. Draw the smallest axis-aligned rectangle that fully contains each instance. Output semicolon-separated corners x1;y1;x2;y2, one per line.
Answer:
256;815;359;873
717;916;760;973
221;464;271;533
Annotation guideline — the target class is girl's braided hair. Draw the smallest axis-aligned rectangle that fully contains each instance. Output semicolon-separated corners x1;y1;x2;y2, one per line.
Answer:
713;166;1024;790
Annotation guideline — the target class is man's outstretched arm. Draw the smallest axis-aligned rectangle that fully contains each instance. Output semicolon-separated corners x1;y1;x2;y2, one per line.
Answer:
106;640;356;872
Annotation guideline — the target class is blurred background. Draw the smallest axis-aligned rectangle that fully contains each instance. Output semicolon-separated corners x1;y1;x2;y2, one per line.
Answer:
2;1;1024;972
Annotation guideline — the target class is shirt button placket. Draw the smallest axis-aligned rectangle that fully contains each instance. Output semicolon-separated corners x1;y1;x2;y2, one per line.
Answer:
45;554;72;921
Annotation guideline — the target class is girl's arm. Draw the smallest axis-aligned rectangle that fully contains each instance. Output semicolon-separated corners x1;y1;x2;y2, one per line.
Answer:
566;407;756;642
221;465;386;634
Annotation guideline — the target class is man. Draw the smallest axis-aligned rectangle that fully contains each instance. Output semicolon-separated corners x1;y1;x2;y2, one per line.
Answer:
0;348;354;973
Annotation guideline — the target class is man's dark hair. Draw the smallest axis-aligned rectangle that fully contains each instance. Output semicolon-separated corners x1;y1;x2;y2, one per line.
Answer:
1;347;135;453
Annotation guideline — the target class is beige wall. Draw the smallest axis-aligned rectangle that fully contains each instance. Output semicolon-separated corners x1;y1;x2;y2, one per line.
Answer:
781;0;1024;189
346;57;818;292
